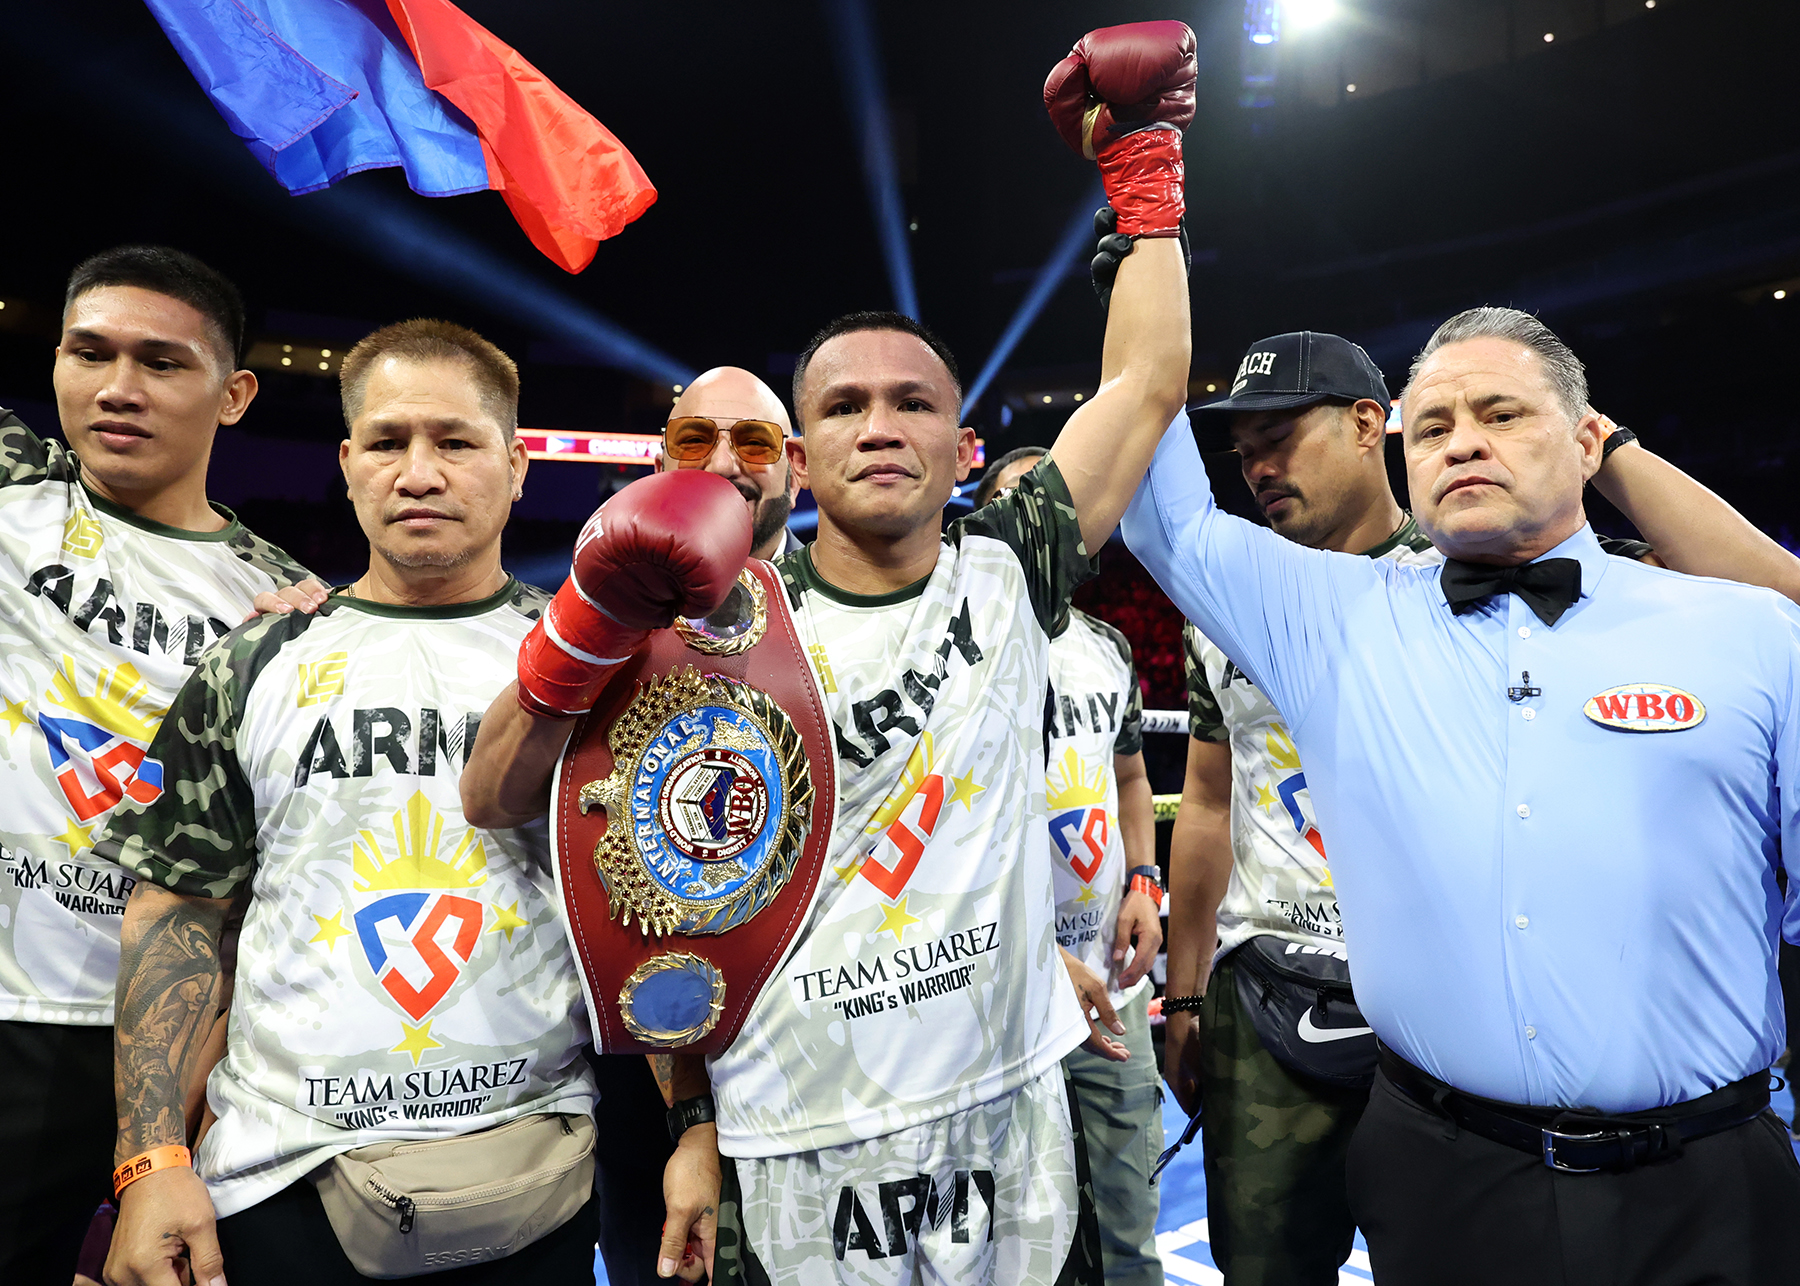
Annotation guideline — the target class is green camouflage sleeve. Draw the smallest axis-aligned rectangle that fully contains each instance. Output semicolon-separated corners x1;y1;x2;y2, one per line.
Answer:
0;408;75;487
92;612;311;898
1116;665;1144;756
225;521;316;589
1183;621;1227;743
950;456;1096;634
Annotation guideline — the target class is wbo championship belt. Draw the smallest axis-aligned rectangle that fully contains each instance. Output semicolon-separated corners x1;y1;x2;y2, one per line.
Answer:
551;559;837;1055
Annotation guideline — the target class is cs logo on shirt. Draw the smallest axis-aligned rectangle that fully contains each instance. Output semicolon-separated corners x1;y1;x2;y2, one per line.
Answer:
1047;746;1110;883
854;735;985;899
1264;724;1328;863
38;656;166;824
325;792;523;1063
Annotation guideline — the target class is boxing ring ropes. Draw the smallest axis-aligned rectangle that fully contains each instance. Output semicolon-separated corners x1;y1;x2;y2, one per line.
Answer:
1141;708;1187;820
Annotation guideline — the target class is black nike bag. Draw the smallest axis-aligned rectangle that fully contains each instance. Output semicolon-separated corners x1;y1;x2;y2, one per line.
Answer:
1231;934;1376;1088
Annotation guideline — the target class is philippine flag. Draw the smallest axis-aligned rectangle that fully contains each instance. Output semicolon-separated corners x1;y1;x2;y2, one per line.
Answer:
143;0;655;272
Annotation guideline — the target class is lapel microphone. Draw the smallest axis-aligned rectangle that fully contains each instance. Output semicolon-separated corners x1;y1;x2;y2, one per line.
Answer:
1507;671;1542;703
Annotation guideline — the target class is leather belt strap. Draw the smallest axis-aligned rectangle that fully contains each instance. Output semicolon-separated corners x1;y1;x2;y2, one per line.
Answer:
1376;1043;1770;1174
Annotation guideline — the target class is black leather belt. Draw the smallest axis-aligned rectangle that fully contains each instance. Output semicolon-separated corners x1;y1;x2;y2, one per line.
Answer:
1377;1044;1771;1174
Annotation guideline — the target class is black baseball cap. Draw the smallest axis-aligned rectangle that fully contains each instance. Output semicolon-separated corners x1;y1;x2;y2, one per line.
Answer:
1190;331;1391;450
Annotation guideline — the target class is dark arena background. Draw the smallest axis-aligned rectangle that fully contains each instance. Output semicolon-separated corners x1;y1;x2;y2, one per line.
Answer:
6;1;1797;1280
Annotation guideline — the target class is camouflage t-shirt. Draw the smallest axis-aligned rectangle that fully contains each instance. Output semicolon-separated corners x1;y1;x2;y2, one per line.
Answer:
1046;608;1147;1003
0;410;309;1024
92;580;596;1218
709;459;1094;1158
1184;515;1440;960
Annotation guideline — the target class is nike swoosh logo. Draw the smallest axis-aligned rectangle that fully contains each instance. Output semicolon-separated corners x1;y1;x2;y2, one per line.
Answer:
1296;1010;1374;1044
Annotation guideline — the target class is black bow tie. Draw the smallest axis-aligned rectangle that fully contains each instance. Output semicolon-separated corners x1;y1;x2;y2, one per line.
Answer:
1440;557;1582;626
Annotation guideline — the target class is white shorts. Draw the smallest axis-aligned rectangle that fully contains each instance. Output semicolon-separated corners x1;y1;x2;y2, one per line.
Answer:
724;1068;1097;1285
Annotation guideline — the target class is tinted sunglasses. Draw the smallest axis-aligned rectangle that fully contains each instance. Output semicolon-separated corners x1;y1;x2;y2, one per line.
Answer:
663;416;786;466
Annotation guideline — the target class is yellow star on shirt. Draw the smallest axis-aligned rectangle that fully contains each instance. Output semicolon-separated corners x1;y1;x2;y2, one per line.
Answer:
1074;884;1100;908
1253;781;1277;815
309;910;351;952
1320;865;1335;891
947;769;985;811
0;698;30;735
876;896;921;944
488;900;529;942
55;817;96;856
392;1020;444;1066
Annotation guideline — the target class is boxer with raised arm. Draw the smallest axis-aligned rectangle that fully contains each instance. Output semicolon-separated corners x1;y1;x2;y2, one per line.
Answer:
464;21;1196;1283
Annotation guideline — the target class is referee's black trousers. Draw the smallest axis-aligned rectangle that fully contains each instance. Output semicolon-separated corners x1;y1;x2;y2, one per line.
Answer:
1347;1068;1800;1286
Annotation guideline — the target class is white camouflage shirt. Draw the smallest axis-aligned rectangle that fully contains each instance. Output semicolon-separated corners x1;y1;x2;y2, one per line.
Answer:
94;581;596;1217
1046;608;1147;1004
709;460;1093;1158
0;410;307;1024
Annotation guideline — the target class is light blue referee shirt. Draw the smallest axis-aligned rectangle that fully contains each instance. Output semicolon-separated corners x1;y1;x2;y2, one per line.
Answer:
1124;419;1800;1112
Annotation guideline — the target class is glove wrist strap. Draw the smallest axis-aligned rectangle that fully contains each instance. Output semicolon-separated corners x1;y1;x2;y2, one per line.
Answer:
1098;128;1185;237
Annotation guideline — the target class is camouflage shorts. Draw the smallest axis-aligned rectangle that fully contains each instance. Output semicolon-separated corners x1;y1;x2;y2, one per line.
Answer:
1199;945;1369;1286
713;1067;1102;1286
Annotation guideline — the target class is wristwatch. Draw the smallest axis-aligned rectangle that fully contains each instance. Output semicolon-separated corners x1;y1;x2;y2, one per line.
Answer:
1128;865;1164;911
1599;424;1637;460
666;1094;717;1144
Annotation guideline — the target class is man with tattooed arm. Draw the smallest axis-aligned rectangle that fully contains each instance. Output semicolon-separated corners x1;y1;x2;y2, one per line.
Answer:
93;320;724;1284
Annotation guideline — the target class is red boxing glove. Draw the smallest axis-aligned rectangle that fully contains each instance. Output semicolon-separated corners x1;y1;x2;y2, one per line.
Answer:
517;469;753;718
1044;21;1196;237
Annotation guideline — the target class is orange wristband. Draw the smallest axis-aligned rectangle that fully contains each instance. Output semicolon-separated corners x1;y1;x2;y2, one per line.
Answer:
112;1145;192;1198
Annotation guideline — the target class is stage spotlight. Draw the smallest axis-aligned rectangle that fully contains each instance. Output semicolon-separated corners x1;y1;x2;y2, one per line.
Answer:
1284;0;1336;32
963;180;1106;412
1346;83;1357;93
1543;31;1555;42
1776;290;1788;300
823;0;921;320
1244;0;1280;45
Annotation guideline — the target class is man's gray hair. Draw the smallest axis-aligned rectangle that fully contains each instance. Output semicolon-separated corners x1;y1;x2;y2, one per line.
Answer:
1404;306;1588;421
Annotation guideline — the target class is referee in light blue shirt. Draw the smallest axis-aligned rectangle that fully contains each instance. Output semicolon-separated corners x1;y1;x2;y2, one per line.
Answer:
1124;306;1800;1285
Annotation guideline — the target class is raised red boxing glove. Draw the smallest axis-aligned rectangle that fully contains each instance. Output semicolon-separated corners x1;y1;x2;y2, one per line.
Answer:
1044;21;1196;237
517;469;753;718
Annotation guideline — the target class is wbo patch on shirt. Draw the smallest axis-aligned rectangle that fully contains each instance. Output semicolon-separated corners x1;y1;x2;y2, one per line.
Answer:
1583;683;1706;732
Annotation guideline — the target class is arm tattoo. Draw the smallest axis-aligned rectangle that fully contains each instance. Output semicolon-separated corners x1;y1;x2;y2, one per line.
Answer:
649;1054;677;1108
114;887;228;1162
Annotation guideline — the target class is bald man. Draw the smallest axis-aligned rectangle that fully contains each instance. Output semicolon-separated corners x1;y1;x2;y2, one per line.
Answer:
586;366;802;1284
656;366;803;560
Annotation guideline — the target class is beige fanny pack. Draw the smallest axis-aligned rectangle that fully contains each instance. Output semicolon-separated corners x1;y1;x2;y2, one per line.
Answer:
309;1112;595;1279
